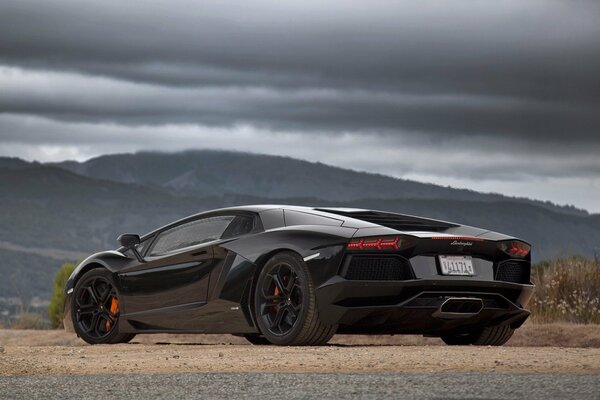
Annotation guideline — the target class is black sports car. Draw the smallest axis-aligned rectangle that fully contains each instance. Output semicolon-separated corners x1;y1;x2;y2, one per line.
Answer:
64;205;533;346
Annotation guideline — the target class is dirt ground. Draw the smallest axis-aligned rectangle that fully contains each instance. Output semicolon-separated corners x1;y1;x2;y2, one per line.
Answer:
1;324;599;376
1;322;599;348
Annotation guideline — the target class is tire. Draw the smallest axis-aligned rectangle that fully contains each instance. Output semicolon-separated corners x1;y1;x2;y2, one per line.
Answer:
243;334;272;345
440;332;478;346
441;325;514;346
71;268;136;345
253;251;337;346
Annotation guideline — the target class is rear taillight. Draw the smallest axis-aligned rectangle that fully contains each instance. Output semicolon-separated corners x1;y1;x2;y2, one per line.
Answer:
347;236;413;251
498;241;531;258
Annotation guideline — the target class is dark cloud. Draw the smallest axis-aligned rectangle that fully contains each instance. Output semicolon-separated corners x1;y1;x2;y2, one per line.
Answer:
1;67;599;145
0;0;599;210
1;1;600;138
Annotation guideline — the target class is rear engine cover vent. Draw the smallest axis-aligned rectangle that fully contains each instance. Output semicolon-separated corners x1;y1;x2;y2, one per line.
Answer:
495;260;530;284
342;256;414;281
315;209;458;232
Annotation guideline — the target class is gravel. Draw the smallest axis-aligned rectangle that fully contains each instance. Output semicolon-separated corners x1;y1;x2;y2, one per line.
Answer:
1;372;598;400
2;344;599;376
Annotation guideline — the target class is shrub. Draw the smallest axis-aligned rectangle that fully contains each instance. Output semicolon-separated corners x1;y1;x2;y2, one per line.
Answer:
12;312;46;329
530;256;600;324
48;261;77;329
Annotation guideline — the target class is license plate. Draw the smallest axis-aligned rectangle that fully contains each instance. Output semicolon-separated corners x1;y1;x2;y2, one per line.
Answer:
439;255;474;276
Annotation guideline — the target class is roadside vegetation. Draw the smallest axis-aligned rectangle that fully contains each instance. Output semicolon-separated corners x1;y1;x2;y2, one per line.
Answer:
530;256;600;324
4;257;600;329
47;261;76;328
11;312;46;329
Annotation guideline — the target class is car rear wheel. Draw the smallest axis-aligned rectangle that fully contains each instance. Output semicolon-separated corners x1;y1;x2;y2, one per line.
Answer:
253;251;337;346
71;269;135;345
441;325;514;346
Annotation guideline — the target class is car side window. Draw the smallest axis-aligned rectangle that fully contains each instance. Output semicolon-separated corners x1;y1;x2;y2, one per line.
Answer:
136;236;153;255
221;215;256;239
149;215;235;256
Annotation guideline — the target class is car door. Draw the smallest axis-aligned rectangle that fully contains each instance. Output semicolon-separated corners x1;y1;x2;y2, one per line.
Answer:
118;215;236;319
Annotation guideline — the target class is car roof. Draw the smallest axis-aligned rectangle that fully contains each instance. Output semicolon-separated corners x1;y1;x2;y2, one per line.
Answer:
138;204;460;241
206;205;459;231
208;204;375;214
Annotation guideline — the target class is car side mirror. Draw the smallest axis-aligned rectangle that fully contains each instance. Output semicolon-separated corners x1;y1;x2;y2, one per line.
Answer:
118;233;140;248
117;234;144;262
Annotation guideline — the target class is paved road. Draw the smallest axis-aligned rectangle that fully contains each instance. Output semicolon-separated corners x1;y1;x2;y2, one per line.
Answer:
1;372;598;400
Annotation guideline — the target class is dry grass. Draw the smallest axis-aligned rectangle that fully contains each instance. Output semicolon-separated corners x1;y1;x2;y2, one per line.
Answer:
10;313;47;330
530;256;600;324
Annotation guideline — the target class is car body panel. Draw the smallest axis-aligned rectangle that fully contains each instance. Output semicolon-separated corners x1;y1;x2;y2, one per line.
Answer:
65;205;533;336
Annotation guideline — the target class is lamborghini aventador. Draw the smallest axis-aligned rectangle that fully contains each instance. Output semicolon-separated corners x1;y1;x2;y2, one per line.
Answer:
64;205;533;346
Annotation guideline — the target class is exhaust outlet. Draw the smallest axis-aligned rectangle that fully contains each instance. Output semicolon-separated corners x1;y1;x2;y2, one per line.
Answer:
433;297;484;319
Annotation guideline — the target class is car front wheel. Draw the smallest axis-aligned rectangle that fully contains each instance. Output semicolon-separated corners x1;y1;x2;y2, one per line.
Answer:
71;268;135;345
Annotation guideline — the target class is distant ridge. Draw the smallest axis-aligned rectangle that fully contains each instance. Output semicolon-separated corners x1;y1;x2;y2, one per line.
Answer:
53;150;587;216
1;152;599;299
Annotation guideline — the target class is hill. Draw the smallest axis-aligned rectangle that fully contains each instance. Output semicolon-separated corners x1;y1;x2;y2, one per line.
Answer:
54;150;588;216
0;166;213;252
0;151;599;301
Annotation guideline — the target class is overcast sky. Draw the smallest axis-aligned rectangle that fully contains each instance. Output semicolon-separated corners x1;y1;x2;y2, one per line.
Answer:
1;0;599;212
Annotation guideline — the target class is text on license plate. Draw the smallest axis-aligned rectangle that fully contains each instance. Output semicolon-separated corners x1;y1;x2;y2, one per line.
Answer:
439;255;474;276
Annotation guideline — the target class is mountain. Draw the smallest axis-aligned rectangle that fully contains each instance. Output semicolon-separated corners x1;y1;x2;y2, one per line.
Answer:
0;156;32;170
1;151;599;301
54;150;588;216
0;165;211;252
56;150;492;200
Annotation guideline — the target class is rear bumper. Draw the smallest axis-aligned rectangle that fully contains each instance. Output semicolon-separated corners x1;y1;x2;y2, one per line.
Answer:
315;277;534;335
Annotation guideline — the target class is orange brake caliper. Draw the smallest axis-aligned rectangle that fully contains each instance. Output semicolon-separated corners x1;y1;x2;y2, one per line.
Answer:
273;286;280;312
105;297;119;331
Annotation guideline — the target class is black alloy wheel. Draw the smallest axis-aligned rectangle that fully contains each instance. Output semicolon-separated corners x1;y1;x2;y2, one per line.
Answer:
72;269;135;344
258;262;303;336
441;325;514;346
254;252;337;345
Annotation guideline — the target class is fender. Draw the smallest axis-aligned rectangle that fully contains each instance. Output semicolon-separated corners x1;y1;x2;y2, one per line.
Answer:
221;225;356;287
65;250;131;293
222;225;357;262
